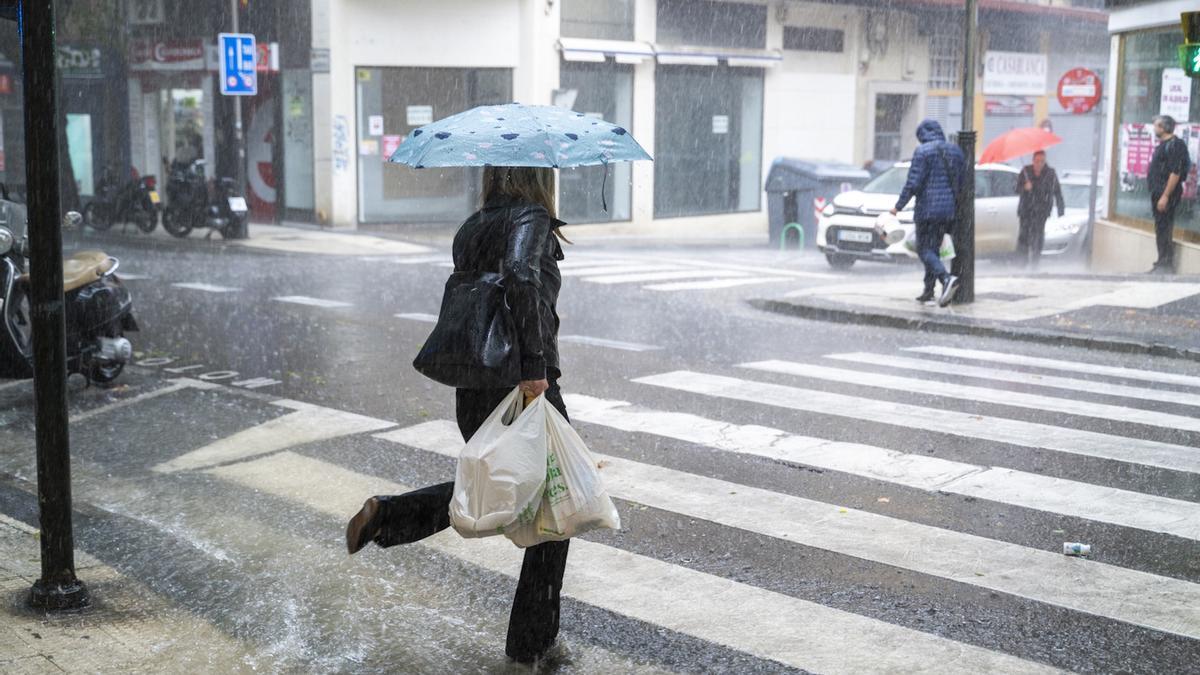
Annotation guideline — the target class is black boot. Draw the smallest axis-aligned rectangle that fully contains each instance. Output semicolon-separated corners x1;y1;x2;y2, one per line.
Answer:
915;288;935;303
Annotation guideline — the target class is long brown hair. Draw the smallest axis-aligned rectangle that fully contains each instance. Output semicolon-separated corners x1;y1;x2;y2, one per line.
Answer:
480;166;570;242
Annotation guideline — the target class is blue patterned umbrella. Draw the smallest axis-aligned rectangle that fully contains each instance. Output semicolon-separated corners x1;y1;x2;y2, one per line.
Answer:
387;103;651;168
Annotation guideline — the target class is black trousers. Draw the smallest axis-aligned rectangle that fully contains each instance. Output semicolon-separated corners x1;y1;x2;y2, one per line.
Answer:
373;379;571;662
1017;214;1047;268
1154;201;1177;269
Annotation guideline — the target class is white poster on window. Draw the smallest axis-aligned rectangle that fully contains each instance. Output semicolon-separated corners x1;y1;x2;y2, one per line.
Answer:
712;115;730;134
368;115;384;136
1161;68;1192;123
983;51;1047;96
406;105;433;126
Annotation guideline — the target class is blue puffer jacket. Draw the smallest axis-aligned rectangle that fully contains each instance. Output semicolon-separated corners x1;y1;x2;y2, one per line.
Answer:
895;119;966;224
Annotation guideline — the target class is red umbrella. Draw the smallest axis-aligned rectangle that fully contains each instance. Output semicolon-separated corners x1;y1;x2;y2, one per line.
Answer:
979;127;1063;164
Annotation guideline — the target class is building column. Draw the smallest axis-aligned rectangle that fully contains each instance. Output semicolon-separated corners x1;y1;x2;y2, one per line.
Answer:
630;0;656;228
310;0;334;227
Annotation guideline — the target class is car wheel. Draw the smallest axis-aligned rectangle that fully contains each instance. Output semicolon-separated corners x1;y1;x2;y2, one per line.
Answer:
825;253;856;270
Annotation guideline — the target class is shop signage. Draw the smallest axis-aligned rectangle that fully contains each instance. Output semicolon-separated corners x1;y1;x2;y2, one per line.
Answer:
368;115;384;136
984;96;1034;116
130;39;206;71
983;51;1047;96
311;48;330;74
382;135;403;160
1160;68;1191;122
406;105;433;126
57;45;103;79
712;115;730;134
1119;123;1155;180
128;0;165;25
1056;67;1101;114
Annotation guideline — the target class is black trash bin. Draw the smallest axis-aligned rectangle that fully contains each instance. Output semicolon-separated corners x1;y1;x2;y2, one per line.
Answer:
764;159;871;249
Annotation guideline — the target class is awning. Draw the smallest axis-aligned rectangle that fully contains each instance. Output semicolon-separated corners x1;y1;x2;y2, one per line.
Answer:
653;44;783;68
558;38;655;64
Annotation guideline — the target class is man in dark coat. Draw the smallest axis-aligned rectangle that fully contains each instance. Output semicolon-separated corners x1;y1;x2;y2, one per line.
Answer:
1147;114;1191;273
890;119;966;307
1015;150;1065;269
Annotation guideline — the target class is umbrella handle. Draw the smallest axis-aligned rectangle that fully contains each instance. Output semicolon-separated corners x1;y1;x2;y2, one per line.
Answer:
601;159;609;214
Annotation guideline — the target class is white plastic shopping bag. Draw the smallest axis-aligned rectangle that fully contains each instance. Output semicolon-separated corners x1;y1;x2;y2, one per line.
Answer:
903;230;956;260
449;388;547;538
503;402;621;548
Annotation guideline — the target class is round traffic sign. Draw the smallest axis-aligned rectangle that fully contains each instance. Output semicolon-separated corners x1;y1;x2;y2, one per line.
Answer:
1057;68;1102;114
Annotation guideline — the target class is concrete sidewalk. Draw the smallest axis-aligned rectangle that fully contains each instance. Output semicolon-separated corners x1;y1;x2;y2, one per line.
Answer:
752;273;1200;361
0;515;255;674
69;222;434;258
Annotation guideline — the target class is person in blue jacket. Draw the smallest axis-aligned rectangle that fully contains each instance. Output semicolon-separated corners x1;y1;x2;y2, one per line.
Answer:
889;119;966;307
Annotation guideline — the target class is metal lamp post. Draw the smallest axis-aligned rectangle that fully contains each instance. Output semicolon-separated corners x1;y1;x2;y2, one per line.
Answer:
20;0;89;610
953;0;978;304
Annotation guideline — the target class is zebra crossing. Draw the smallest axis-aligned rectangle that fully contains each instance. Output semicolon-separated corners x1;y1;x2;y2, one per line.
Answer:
171;344;1200;671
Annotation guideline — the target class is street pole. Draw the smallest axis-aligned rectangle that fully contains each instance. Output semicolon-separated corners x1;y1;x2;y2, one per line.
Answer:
21;0;89;611
1084;100;1103;267
231;0;247;197
953;0;978;304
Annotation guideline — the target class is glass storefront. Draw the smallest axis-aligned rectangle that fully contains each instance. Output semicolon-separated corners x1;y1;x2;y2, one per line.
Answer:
557;61;634;223
654;65;763;218
356;67;511;224
1114;27;1200;234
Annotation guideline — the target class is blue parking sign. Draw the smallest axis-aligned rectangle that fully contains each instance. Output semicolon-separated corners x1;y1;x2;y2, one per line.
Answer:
218;33;257;96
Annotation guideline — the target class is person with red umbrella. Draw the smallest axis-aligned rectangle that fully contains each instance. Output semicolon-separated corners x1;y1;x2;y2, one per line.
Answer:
1015;150;1065;269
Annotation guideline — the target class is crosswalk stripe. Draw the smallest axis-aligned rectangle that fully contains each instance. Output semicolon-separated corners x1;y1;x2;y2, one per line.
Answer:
559;335;660;352
70;379;220;425
209;450;1061;673
905;346;1200;389
630;371;1200;475
828;352;1200;408
583;269;749;285
742;360;1200;434
650;255;837;280
379;420;1200;640
395;312;438;323
153;400;394;473
114;273;151;280
171;282;240;293
643;277;793;292
560;264;685;277
272;296;353;308
562;394;1200;541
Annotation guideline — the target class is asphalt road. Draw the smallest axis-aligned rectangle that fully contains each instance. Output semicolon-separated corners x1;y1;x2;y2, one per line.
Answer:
1;233;1198;673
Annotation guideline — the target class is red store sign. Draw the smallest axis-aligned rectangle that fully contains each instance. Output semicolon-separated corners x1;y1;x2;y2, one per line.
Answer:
129;39;207;71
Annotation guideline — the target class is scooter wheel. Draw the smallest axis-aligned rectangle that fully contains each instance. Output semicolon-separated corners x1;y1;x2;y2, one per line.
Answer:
83;203;112;232
85;359;125;385
134;208;157;234
162;209;193;238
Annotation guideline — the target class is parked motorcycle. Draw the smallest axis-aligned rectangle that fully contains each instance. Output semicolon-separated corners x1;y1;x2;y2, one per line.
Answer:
83;167;160;234
161;159;248;239
0;202;139;384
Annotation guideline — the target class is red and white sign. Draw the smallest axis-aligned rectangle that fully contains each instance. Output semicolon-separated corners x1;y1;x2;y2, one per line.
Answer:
129;39;206;71
813;197;827;222
1056;67;1101;114
985;96;1034;116
381;135;403;161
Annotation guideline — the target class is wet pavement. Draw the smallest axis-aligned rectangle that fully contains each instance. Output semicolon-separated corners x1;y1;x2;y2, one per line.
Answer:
1;229;1198;673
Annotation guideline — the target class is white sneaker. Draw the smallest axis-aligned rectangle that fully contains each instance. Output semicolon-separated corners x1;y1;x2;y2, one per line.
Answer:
937;275;960;307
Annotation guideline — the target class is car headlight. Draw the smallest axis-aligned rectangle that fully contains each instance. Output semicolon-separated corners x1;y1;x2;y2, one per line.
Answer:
1048;218;1084;235
0;227;12;255
822;204;834;217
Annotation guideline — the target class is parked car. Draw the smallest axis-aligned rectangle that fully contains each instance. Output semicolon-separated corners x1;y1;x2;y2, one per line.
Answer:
816;162;1092;268
1040;172;1106;258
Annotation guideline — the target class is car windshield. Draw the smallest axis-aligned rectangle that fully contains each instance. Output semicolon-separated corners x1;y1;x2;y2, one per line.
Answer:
862;167;909;194
1061;184;1096;210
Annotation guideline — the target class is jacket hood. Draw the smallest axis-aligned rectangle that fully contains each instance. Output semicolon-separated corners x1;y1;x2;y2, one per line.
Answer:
916;119;946;144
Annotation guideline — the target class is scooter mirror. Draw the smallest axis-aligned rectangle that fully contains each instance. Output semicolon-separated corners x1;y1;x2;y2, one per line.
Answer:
63;211;83;229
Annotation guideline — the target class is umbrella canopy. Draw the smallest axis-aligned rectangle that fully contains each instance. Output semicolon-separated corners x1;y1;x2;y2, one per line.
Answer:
979;127;1062;164
388;103;652;169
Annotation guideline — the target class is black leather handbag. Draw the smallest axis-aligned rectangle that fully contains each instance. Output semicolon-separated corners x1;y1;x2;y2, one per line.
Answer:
413;270;521;388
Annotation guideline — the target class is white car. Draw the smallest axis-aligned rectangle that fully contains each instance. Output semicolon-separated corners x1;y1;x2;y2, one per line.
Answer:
816;162;1093;268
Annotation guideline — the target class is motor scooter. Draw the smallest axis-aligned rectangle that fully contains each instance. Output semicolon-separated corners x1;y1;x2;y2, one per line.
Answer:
0;202;138;384
162;159;248;239
83;166;160;234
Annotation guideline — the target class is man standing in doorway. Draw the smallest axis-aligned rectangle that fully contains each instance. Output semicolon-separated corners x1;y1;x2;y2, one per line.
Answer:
1147;115;1191;273
1015;150;1065;269
890;119;966;307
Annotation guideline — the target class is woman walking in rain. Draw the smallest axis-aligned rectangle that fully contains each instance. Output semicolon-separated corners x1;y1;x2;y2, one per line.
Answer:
345;165;570;664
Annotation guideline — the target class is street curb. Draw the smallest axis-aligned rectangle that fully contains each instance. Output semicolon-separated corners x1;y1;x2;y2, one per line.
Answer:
748;297;1200;363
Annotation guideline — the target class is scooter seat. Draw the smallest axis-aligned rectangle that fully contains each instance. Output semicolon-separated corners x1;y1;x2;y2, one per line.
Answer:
18;251;115;293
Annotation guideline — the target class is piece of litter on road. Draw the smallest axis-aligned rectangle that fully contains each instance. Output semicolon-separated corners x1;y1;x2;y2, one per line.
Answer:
838;508;848;513
877;497;890;503
1063;542;1091;557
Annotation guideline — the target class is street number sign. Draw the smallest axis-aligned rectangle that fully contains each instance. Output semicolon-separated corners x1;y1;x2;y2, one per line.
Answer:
1056;67;1101;114
219;33;256;96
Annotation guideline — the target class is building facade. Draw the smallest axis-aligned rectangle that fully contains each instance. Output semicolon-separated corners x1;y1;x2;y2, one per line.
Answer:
1094;0;1200;273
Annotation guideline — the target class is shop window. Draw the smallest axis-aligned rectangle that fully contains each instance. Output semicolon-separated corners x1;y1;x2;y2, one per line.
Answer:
654;65;763;218
656;0;766;49
557;62;634;223
561;0;635;41
356;67;511;224
1114;27;1200;235
783;27;844;53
